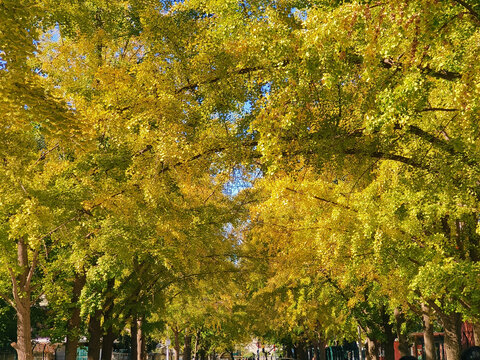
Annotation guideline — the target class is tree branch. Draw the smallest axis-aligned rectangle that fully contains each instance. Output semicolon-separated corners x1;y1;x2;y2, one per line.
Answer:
158;146;226;174
452;0;480;23
345;148;432;171
285;187;357;212
33;143;59;165
407;122;478;167
425;298;445;319
419;108;460;112
381;58;461;81
175;60;290;94
26;249;39;288
7;267;19;306
0;291;15;307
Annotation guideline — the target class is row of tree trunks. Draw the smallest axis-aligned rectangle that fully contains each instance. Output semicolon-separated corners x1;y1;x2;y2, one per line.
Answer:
130;315;147;360
312;337;326;360
193;330;200;360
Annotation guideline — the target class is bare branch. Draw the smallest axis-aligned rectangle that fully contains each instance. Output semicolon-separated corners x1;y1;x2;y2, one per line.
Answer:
419;108;460;112
33;143;59;166
36;213;82;243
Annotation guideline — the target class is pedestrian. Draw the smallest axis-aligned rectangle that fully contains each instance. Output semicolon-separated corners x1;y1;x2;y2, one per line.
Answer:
399;356;417;360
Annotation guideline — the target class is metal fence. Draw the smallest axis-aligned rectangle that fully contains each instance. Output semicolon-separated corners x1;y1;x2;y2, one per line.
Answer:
112;352;130;360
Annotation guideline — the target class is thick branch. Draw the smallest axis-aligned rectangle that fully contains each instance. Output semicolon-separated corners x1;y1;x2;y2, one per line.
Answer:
175;60;290;94
425;298;446;319
158;146;226;174
177;56;461;97
26;249;39;288
344;148;431;170
420;108;460;112
134;145;152;157
285;187;357;212
459;298;472;311
0;292;15;307
452;0;480;23
407;123;478;167
7;267;19;307
381;58;461;81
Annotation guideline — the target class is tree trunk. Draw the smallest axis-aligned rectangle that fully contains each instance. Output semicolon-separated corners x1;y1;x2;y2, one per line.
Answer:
441;312;462;360
312;342;319;360
101;278;116;360
131;316;138;360
473;322;480;346
286;346;294;359
422;304;436;360
11;239;35;360
184;333;192;360
66;272;87;360
394;308;410;357
88;310;102;360
101;327;115;360
296;343;308;360
13;297;32;360
173;328;181;360
137;317;146;360
383;309;395;360
194;330;200;360
366;338;379;360
318;336;326;360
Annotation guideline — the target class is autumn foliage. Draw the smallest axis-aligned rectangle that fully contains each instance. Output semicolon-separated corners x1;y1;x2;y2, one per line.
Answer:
0;1;480;360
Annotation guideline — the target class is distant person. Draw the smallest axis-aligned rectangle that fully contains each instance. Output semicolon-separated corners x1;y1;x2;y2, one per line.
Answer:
399;356;417;360
461;346;480;360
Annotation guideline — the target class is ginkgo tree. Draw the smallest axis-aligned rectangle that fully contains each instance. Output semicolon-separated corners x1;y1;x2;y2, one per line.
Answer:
168;0;480;359
1;2;246;360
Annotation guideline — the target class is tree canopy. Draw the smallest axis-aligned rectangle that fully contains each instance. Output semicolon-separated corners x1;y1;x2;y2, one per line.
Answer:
0;1;479;360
